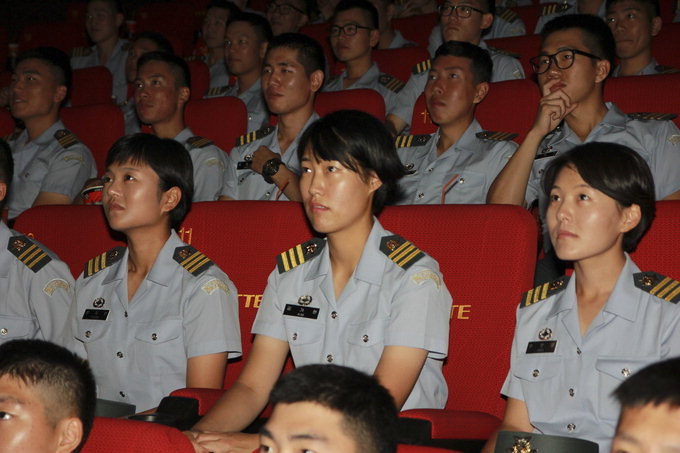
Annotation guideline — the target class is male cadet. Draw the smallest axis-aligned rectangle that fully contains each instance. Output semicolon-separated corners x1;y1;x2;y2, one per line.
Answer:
611;358;680;453
428;5;527;47
324;0;404;113
199;0;241;89
534;0;607;33
487;14;680;205
135;51;229;201
219;33;325;202
6;47;96;220
0;340;96;453
123;31;174;134
0;140;74;345
71;0;129;105
206;13;272;133
606;0;677;76
395;41;516;204
386;0;525;135
267;0;312;35
368;0;417;48
260;365;399;453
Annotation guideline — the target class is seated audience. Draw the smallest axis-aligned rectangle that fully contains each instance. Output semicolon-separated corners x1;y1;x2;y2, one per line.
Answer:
135;51;230;201
482;142;680;453
396;41;516;204
260;364;399;453
199;0;241;89
0;339;96;453
64;134;241;413
535;0;608;34
188;110;452;453
6;47;96;221
219;33;325;201
368;0;417;48
267;0;313;35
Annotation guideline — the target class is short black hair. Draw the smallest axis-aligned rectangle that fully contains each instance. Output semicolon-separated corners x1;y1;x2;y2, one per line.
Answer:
541;142;656;253
540;14;616;71
614;358;680;414
133;31;174;55
0;340;96;453
106;133;194;230
16;46;72;106
266;33;326;77
606;0;660;18
88;0;124;15
208;0;242;15
434;40;493;84
333;0;380;29
229;11;274;43
268;364;398;453
0;139;13;212
137;51;191;89
297;110;405;214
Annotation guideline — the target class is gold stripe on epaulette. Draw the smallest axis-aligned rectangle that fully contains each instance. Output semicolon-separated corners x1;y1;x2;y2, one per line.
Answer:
388;240;422;268
181;250;208;273
413;59;431;74
57;134;77;148
187;136;212;148
542;4;557;15
628;112;678;121
500;8;518;22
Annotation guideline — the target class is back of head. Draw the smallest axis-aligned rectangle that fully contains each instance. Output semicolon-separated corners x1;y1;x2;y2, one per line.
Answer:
266;33;326;77
208;0;242;15
133;31;174;55
435;40;493;84
16;46;73;104
106;133;194;229
614;357;680;411
541;142;656;252
0;339;96;453
297;109;405;213
89;0;124;14
0;139;13;212
269;364;398;453
606;0;660;18
540;14;616;70
229;11;274;43
333;0;380;29
137;51;191;88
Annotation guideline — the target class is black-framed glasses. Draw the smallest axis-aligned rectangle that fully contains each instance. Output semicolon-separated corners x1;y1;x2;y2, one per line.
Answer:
437;3;485;18
530;48;602;74
267;1;305;15
329;23;373;37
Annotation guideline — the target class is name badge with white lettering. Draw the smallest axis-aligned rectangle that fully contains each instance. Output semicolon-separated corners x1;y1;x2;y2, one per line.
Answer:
283;304;319;320
82;309;109;320
526;340;557;354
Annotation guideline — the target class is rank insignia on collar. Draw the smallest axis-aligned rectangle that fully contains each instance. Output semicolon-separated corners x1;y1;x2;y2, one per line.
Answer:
412;59;431;75
520;276;569;308
476;130;518;141
395;134;431;148
84;246;125;278
277;238;325;273
173;245;215;276
8;235;52;273
235;126;275;147
634;272;680;303
380;234;424;270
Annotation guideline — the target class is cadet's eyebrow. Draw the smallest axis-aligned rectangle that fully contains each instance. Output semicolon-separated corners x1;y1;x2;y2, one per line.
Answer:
0;395;27;406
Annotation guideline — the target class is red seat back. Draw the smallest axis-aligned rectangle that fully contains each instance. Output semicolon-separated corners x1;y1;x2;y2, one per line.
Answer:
82;417;195;453
185;96;248;153
187;59;211;100
392;13;438;48
0;109;15;137
20;22;88;54
315;89;386;120
510;3;551;34
604;72;680;128
71;67;114;107
61;103;125;175
652;23;680;72
630;200;680;280
135;2;198;56
299;22;336;73
486;34;541;79
373;46;431;83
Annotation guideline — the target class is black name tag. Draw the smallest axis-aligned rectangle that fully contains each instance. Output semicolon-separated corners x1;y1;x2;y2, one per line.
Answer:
535;151;557;160
237;161;252;170
283;304;319;320
83;309;109;320
526;340;557;354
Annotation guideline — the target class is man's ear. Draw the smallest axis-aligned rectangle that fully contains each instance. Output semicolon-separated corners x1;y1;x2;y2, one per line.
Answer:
178;86;190;103
472;81;489;104
115;12;125;28
55;417;83;453
480;12;494;31
369;29;380;48
54;85;68;104
651;16;662;36
310;69;324;92
594;58;611;83
0;182;7;203
259;41;269;59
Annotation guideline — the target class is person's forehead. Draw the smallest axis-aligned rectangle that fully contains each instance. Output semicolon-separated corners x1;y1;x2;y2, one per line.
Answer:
16;58;55;77
228;20;258;36
0;375;41;409
432;54;473;72
206;6;231;19
138;60;175;79
134;38;160;52
608;0;649;14
443;0;484;8
88;0;115;14
334;7;372;24
266;46;302;65
541;28;587;52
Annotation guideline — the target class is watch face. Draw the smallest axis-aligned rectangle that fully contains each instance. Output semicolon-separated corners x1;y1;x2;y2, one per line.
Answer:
263;158;283;183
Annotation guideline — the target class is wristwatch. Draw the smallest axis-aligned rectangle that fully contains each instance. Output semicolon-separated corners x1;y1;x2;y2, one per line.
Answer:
262;158;283;184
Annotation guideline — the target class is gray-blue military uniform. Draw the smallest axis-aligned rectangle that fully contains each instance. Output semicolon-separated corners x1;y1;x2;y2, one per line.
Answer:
323;62;404;113
428;17;526;56
534;1;606;33
389;41;525;128
184;55;230;89
526;103;680;208
67;231;241;412
501;255;680;452
252;219;453;410
71;39;130;105
5;120;97;219
221;112;319;200
122;98;141;135
1;222;74;345
174;128;229;201
395;120;517;204
388;30;417;48
611;58;679;76
204;79;269;133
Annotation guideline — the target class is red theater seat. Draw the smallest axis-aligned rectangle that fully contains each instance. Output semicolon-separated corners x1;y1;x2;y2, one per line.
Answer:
315;89;386;120
652;22;680;70
299;23;336;74
20;22;87;54
630;200;680;281
135;2;198;56
392;13;438;49
185;96;248;153
81;417;195;453
0;109;15;137
486;34;541;79
398;445;464;453
187;59;211;100
510;3;551;34
604;72;680;128
373;46;431;84
71;66;114;107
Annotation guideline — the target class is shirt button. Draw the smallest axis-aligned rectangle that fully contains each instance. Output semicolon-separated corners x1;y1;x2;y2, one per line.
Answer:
117;351;124;358
124;311;128;318
85;330;92;338
330;311;338;319
459;177;465;184
265;191;271;197
151;333;158;341
532;369;540;377
568;388;574;397
417;192;424;199
427;168;433;172
0;328;7;336
538;169;544;175
119;391;126;398
567;423;576;432
292;333;298;341
362;335;369;343
576;348;582;355
326;354;334;363
621;368;631;377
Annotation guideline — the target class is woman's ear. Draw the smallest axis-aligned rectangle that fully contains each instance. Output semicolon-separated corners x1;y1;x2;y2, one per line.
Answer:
367;170;383;194
161;186;182;214
620;203;641;233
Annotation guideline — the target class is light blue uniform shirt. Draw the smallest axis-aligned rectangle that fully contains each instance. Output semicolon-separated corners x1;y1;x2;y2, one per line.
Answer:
174;127;229;201
323;62;401;113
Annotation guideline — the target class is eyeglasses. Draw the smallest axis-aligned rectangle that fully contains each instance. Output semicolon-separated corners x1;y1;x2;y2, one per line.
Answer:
329;23;373;37
437;3;486;18
530;48;602;74
267;1;305;15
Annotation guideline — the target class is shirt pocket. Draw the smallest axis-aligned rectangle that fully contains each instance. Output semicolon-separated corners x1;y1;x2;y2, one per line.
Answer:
0;315;37;340
133;318;184;377
75;318;112;344
513;355;563;421
445;170;486;203
283;316;324;345
346;318;386;348
595;356;656;421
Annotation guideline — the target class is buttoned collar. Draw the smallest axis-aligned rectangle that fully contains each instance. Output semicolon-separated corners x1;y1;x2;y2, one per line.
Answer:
174;127;194;145
31;120;66;147
337;62;381;88
434;118;483;159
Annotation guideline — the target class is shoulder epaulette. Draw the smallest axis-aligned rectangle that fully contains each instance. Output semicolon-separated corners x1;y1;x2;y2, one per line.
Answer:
521;276;569;308
235;126;275;147
186;136;214;149
71;46;92;57
655;65;679;74
8;235;52;273
476;130;518;141
634;272;680;303
173;245;215;276
184;55;199;62
627;112;678;121
54;129;79;149
498;7;519;22
204;85;230;97
412;59;431;75
84;246;125;278
277;238;325;273
487;46;521;59
379;73;405;93
395;134;431;148
542;2;570;15
380;235;424;270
